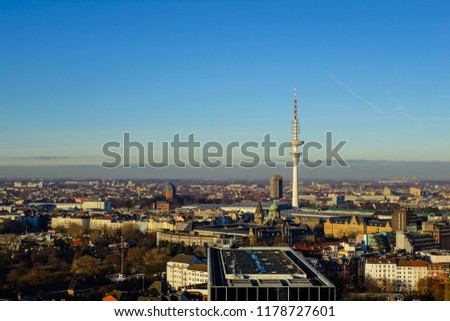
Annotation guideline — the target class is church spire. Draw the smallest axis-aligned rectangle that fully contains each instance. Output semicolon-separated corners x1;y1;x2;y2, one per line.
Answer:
254;194;264;224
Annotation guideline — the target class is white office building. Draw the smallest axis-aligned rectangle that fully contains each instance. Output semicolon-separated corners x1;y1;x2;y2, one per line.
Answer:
166;254;202;290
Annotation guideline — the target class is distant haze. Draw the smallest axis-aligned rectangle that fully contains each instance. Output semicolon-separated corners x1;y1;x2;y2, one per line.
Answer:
1;160;450;181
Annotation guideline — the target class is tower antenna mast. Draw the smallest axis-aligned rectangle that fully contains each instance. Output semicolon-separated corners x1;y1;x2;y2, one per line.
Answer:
289;88;304;208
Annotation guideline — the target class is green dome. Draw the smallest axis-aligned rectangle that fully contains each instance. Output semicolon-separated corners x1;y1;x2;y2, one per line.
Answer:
164;182;175;191
269;200;278;211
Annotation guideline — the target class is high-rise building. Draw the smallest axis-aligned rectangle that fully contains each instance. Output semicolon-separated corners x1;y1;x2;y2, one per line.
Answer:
329;195;345;207
269;175;283;199
391;208;417;231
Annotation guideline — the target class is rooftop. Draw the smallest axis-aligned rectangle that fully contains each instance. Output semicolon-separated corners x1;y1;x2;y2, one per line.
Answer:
169;254;195;264
188;264;208;272
221;249;303;276
208;247;334;288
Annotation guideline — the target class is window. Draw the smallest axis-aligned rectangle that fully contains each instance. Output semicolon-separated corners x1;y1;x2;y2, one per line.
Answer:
320;288;330;301
258;288;268;301
310;288;319;301
299;288;309;300
248;288;257;301
216;288;226;301
289;288;299;301
268;288;278;301
238;288;247;301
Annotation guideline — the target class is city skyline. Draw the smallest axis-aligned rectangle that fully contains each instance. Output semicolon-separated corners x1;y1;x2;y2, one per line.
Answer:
3;1;450;306
1;1;450;179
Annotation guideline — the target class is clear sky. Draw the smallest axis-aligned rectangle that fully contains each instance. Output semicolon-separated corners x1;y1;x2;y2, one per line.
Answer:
1;1;450;177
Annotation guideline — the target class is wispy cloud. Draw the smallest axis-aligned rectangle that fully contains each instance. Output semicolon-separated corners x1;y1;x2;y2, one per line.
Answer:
329;73;386;116
19;156;71;161
0;156;75;161
388;97;424;129
0;155;101;166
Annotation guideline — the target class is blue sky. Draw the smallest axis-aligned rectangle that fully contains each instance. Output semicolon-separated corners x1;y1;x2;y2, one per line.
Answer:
1;1;450;175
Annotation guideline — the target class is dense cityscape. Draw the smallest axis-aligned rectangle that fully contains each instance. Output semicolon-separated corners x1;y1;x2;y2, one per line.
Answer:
1;1;449;310
1;176;450;301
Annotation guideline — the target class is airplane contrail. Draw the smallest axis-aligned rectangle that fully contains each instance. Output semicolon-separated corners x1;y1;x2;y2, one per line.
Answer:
329;73;386;116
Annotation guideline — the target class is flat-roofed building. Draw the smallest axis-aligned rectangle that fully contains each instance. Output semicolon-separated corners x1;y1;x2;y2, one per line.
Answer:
395;231;439;252
270;175;283;200
50;216;90;230
208;247;335;301
81;201;111;212
391;208;417;232
157;231;220;247
419;249;450;263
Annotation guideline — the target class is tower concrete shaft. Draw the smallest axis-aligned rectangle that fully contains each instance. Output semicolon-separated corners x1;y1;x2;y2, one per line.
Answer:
289;88;304;208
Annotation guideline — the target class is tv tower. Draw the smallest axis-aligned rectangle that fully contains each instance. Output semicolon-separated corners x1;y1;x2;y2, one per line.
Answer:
289;88;304;208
